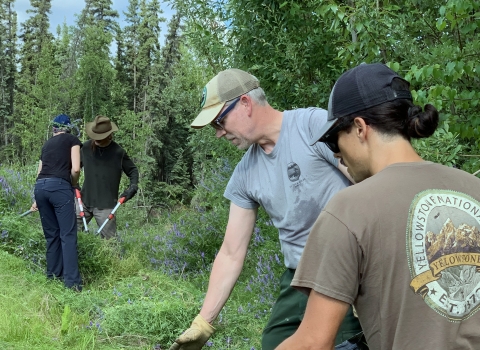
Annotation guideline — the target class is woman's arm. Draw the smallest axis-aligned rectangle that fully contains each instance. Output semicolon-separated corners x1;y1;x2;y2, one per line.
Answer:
30;160;43;211
36;160;42;176
71;145;81;186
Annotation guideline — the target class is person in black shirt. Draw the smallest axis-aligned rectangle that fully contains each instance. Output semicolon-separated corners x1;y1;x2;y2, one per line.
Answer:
30;114;82;291
76;115;139;239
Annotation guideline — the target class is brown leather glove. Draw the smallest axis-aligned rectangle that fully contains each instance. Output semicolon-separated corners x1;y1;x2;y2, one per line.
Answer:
169;314;215;350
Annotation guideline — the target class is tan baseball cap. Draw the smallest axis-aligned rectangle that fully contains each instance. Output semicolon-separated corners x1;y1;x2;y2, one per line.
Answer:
191;68;260;129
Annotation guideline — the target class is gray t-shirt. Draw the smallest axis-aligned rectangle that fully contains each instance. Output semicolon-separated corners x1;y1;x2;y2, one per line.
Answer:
293;162;480;349
224;107;350;268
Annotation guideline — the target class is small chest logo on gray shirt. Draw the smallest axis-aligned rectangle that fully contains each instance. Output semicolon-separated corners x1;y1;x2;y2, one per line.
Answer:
287;162;301;182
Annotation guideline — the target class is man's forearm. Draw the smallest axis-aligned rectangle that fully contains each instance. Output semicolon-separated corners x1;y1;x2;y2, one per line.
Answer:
199;249;245;323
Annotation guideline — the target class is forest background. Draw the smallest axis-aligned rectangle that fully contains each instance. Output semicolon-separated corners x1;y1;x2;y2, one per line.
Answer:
0;0;479;349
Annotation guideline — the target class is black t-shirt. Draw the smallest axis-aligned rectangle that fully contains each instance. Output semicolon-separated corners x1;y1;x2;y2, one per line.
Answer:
37;133;82;183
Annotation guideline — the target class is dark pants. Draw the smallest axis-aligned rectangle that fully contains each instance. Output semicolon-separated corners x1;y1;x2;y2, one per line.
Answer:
35;178;82;290
262;269;363;350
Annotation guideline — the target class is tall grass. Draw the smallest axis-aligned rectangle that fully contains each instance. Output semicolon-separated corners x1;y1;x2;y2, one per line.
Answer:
0;165;284;349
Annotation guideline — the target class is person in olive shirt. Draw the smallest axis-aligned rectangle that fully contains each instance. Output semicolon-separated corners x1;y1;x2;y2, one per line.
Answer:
76;115;139;239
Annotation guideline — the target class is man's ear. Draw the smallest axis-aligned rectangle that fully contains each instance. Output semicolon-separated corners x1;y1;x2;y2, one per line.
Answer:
353;117;369;142
240;94;253;116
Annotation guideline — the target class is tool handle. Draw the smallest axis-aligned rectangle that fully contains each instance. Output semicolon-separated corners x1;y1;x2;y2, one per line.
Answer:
82;217;89;232
74;189;88;231
96;216;111;234
19;209;33;217
96;198;125;234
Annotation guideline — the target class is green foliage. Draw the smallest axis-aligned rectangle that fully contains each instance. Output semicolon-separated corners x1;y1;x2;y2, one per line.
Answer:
101;300;191;344
74;25;117;122
176;0;340;109
61;305;72;335
0;0;17;159
0;213;45;267
76;233;119;284
176;0;480;177
0;202;274;349
412;123;464;167
0;165;36;213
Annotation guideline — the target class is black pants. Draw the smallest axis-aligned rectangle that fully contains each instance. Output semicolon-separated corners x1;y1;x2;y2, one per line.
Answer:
35;178;82;290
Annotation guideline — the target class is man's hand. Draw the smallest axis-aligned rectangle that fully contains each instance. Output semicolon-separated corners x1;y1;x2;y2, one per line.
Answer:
169;314;215;350
120;184;138;202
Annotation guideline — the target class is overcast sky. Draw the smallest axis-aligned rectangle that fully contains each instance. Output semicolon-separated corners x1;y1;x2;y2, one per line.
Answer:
14;0;175;45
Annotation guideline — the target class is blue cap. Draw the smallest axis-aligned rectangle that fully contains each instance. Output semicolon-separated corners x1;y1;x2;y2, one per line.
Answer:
53;114;71;126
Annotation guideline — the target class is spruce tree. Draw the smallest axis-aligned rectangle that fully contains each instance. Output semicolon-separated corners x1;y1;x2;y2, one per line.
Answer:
13;0;55;163
74;0;119;122
0;0;16;153
121;0;142;112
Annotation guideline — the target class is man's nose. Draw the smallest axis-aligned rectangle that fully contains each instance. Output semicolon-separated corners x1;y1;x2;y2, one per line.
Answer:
215;128;226;138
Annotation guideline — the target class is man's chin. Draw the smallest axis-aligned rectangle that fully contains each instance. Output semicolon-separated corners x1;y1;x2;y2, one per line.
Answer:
227;137;251;150
237;141;252;150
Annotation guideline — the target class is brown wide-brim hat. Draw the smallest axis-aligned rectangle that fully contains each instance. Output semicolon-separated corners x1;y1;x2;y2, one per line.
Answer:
86;115;119;140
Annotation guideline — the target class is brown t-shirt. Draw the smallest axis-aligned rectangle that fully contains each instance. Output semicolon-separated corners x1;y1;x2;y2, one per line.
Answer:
292;162;480;349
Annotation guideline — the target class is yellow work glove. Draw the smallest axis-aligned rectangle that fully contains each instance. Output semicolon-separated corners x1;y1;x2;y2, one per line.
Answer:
169;314;215;350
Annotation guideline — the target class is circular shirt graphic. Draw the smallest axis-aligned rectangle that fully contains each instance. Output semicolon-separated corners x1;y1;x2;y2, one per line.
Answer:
287;162;301;182
407;189;480;321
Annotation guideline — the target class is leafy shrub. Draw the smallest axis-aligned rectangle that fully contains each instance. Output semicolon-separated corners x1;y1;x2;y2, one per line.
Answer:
76;233;119;284
413;123;464;167
0;166;36;214
0;214;45;268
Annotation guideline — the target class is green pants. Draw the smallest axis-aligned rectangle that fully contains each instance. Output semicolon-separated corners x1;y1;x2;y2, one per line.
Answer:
262;269;362;350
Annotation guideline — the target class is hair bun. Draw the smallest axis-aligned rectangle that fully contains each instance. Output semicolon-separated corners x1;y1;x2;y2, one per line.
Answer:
406;103;439;139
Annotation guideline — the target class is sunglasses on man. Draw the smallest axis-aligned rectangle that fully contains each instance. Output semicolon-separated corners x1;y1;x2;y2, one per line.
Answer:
321;118;351;154
210;97;241;130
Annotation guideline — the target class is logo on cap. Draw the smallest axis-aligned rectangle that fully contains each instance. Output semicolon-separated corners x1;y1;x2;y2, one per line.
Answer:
200;87;207;108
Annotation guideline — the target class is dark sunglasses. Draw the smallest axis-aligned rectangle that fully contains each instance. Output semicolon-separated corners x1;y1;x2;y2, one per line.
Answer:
211;97;240;130
321;118;351;154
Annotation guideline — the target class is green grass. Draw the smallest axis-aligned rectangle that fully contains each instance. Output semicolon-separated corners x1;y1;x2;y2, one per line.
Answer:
0;250;93;349
0;247;267;349
0;220;271;349
0;166;279;349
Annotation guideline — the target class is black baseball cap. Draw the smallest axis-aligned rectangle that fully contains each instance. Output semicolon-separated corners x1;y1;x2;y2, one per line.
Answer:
310;63;413;145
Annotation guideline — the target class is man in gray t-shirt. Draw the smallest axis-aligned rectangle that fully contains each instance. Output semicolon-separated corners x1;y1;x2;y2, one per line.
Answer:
169;69;362;350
